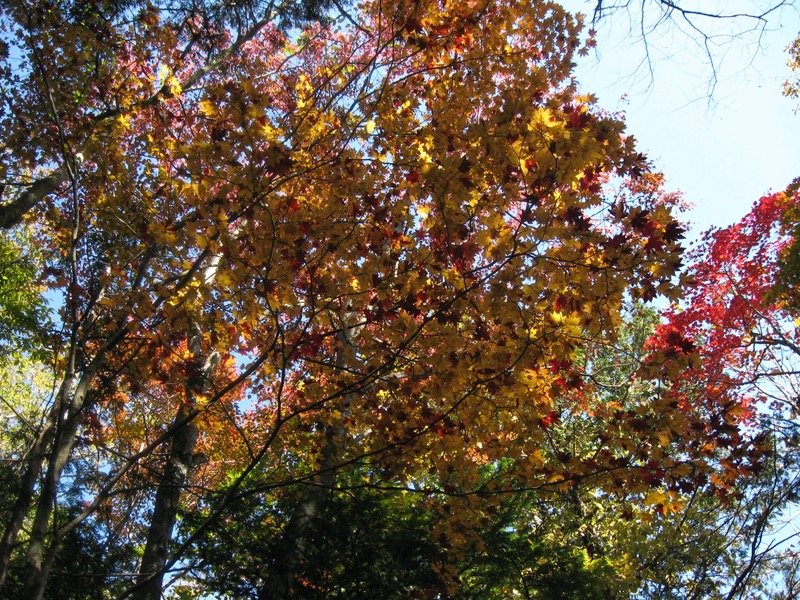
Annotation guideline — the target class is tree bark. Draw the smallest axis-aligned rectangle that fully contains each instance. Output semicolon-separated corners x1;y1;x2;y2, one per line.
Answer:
0;419;55;589
0;256;126;597
0;166;69;229
258;452;337;600
259;320;356;600
18;371;95;600
129;405;200;600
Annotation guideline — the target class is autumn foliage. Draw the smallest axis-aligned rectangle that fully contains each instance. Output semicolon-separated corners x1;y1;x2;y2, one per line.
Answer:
648;190;799;491
1;0;791;597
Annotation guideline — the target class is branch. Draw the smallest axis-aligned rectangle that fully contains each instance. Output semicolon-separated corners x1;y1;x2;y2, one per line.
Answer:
0;6;284;229
0;167;69;229
587;0;794;100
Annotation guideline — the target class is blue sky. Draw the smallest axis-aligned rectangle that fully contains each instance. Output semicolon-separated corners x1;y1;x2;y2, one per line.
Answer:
563;1;799;240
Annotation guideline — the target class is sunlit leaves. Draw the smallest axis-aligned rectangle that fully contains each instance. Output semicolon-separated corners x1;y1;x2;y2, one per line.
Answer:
0;0;704;595
0;228;50;355
651;189;798;498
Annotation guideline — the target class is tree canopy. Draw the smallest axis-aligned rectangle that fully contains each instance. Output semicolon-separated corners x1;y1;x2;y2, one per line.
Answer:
0;0;797;598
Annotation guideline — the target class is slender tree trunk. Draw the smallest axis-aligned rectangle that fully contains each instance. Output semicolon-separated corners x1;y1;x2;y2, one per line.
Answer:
129;406;200;600
570;486;603;559
19;425;78;599
18;371;95;600
259;451;338;600
0;260;123;597
125;245;225;600
0;419;55;590
260;320;356;600
129;320;219;600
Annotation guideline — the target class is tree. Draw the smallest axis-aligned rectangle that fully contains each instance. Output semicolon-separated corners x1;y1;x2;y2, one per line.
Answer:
0;0;708;597
653;189;798;454
773;178;800;312
0;227;52;461
177;301;798;599
650;187;800;598
0;227;50;354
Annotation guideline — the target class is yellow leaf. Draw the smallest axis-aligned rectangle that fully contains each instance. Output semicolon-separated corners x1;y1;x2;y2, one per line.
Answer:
644;491;667;506
199;100;217;117
167;76;182;96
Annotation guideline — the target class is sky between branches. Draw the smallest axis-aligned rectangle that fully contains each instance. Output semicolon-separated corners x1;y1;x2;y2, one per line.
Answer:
564;0;799;240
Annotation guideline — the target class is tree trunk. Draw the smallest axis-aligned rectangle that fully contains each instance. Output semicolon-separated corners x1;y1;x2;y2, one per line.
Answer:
128;320;219;600
259;321;356;600
0;419;55;590
19;429;78;599
0;267;125;596
129;406;199;600
258;452;337;600
18;372;94;600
